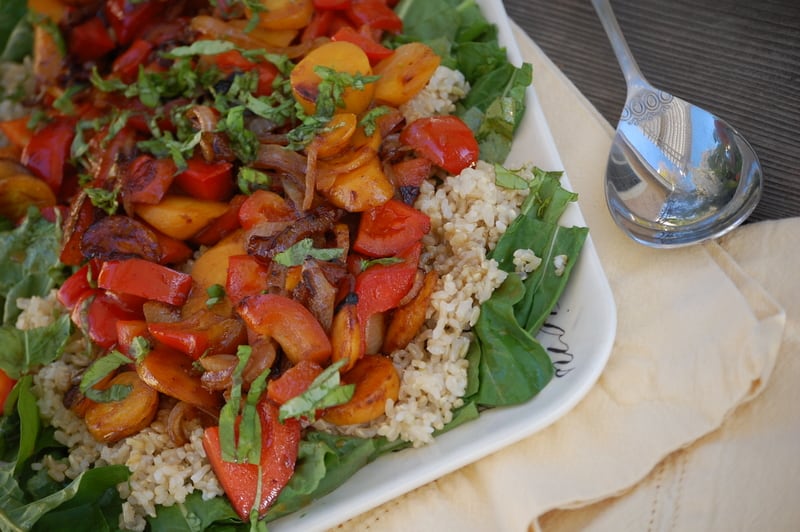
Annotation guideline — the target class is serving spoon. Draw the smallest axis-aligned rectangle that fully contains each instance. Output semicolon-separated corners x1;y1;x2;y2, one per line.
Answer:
592;0;763;247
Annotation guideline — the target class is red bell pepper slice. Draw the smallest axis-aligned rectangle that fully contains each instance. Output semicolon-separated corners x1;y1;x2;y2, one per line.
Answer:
353;199;430;258
123;154;178;205
105;0;165;46
175;158;234;202
116;319;150;357
302;9;337;41
314;0;351;10
97;259;192;306
153;230;193;265
391;157;433;188
266;359;324;405
148;322;209;360
57;260;101;310
202;401;301;520
112;39;154;84
345;0;403;33
400;115;480;176
331;26;394;63
0;370;16;412
355;241;421;324
211;50;278;97
21;118;75;195
238;189;295;230
71;289;143;349
226;254;270;305
60;195;98;266
68;16;116;63
191;194;246;246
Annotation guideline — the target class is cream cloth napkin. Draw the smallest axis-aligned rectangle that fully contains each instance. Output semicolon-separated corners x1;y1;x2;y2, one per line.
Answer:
333;23;786;531
540;219;800;531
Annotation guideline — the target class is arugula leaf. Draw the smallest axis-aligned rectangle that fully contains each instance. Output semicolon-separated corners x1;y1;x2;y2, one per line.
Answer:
0;208;65;327
265;432;404;522
465;166;587;406
0;0;28;60
13;376;39;473
272;239;344;267
0;464;130;532
467;274;554;406
278;360;354;423
149;491;243;532
0;314;72;380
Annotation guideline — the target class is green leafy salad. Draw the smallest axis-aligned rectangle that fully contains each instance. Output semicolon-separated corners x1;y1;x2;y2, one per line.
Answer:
0;0;587;530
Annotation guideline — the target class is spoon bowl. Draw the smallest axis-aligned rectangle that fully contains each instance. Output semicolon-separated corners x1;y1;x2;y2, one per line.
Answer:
592;0;763;247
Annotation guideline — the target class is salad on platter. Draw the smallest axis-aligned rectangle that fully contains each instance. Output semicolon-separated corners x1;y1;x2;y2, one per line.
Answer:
0;0;589;529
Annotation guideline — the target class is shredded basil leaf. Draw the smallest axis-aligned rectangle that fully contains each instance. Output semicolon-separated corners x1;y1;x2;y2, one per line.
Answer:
79;351;132;403
273;239;344;267
237;167;272;194
206;284;226;307
360;257;404;270
278;360;354;423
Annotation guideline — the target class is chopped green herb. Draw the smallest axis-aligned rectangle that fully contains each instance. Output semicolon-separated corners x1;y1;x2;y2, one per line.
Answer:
218;345;269;464
79;351;133;403
286;67;379;150
206;284;226;307
29;12;65;55
216;105;258;163
165;39;237;58
84;186;119;216
359;106;391;136
278;360;354;423
130;336;151;364
238;167;272;194
360;257;404;271
52;84;85;115
273;239;344;267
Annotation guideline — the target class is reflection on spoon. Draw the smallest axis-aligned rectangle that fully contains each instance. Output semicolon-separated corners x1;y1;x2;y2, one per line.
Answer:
593;0;762;247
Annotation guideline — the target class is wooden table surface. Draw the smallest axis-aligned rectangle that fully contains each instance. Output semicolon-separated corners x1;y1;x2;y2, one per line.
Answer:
502;0;800;222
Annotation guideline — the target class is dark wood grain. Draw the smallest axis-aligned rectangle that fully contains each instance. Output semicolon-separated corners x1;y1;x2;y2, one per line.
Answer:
503;0;800;222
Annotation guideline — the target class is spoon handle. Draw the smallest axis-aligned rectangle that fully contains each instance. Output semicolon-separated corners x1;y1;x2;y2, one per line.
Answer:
591;0;648;90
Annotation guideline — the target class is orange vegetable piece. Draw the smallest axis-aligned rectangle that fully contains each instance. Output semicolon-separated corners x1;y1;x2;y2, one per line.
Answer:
135;195;229;240
330;301;364;372
84;372;159;444
0;174;57;222
137;347;222;411
237;294;332;365
383;270;438;353
322;354;400;425
252;0;314;30
372;42;440;106
291;41;375;116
